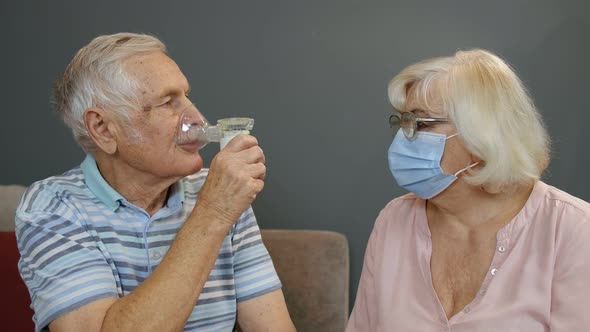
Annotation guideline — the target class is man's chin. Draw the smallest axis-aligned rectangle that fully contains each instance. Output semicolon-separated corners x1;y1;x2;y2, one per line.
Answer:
186;155;204;175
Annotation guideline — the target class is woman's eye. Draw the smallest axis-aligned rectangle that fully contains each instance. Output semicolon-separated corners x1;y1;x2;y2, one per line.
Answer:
416;121;428;129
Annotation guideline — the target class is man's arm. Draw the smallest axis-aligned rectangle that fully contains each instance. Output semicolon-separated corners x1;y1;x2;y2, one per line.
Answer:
49;135;267;332
237;289;295;332
228;195;295;331
50;205;233;332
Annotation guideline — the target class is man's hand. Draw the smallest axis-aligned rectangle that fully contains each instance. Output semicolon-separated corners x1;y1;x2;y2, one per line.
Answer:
195;134;266;227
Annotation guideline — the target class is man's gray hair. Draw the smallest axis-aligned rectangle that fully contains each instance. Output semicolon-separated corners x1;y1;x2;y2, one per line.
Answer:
52;32;166;151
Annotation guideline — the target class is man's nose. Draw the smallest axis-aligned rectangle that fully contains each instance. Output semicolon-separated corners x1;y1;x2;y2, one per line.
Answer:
180;103;205;124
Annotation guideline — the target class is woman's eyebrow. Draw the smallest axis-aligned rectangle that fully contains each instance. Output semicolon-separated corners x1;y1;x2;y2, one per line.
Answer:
411;109;432;117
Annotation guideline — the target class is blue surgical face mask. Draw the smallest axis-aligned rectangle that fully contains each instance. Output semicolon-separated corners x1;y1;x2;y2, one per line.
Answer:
388;129;477;199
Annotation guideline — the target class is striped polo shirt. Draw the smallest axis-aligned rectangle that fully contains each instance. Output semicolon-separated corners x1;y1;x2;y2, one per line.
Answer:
16;154;281;331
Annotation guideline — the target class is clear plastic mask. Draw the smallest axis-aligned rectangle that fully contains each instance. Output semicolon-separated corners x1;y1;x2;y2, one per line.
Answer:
176;103;255;150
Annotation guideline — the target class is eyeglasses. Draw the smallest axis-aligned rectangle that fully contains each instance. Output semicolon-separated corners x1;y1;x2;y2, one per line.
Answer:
389;110;449;140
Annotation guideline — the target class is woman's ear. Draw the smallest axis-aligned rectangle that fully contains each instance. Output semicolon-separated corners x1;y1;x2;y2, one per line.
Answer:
84;108;118;155
470;152;484;164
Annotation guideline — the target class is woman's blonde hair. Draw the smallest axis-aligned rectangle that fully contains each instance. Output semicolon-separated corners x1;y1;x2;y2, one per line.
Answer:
52;32;166;151
388;49;550;192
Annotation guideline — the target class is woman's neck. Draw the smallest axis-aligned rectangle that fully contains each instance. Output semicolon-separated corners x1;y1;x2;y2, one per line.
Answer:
426;180;535;234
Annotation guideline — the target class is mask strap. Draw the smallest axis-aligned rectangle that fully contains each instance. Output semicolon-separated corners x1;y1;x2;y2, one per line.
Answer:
446;133;459;140
454;161;480;176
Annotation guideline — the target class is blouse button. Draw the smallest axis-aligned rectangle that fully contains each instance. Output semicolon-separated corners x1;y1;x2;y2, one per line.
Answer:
491;268;498;276
151;250;162;260
498;246;506;252
463;306;471;313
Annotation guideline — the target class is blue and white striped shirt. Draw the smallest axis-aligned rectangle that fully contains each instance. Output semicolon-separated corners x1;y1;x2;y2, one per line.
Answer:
16;154;281;331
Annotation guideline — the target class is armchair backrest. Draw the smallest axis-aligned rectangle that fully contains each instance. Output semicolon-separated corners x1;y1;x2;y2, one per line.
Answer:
261;229;349;332
0;184;26;231
0;184;35;330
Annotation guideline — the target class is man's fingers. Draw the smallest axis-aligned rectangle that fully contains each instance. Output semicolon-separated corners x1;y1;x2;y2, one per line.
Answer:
251;178;265;194
246;162;266;180
222;134;258;152
238;145;265;164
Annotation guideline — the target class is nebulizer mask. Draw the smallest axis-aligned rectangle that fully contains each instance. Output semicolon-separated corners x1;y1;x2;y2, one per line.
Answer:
175;103;255;150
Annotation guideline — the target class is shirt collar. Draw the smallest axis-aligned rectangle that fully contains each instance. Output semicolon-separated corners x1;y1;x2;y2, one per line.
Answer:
81;154;124;211
415;180;546;240
81;154;185;212
166;180;185;210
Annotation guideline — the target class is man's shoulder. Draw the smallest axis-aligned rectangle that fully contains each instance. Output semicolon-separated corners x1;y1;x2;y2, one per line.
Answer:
18;167;88;213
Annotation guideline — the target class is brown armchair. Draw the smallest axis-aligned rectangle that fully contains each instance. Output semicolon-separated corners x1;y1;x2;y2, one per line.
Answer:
261;229;349;332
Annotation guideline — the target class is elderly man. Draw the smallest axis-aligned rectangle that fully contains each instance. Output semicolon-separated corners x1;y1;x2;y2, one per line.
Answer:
16;33;295;332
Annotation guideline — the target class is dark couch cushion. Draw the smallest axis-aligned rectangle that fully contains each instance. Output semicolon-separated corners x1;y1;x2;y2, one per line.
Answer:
0;231;35;331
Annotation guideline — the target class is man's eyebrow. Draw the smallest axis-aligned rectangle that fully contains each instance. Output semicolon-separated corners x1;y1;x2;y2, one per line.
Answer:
157;84;191;99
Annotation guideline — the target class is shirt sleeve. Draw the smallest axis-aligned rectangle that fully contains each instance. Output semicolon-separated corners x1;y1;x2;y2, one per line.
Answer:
16;203;118;331
346;213;382;332
231;207;281;302
550;206;590;331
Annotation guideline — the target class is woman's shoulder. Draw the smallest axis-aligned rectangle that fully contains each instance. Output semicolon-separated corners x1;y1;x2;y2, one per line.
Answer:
532;183;590;289
541;182;590;217
373;193;423;233
535;182;590;252
532;182;590;232
383;192;421;208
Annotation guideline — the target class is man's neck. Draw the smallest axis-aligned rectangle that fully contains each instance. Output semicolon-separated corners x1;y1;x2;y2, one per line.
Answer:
94;152;180;216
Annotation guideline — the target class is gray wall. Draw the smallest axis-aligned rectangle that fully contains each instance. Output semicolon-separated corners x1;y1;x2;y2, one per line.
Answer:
3;0;589;310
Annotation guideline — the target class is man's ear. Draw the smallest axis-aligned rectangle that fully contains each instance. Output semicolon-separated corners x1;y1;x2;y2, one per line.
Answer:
84;108;118;155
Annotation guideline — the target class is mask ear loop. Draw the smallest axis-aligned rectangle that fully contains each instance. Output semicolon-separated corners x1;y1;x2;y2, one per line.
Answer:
454;161;480;176
445;132;480;176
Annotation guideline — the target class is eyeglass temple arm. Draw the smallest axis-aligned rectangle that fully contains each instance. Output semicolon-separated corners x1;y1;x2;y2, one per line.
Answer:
415;117;449;122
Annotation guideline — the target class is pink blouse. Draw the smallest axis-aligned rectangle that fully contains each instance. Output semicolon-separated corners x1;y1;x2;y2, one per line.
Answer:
347;181;590;331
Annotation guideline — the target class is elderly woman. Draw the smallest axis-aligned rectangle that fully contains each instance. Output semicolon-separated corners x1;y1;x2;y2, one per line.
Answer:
347;49;590;331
